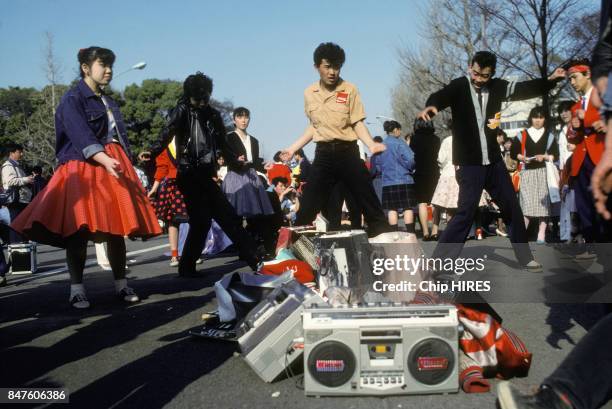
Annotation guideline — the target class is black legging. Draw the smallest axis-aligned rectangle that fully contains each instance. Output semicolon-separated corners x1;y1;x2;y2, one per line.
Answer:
66;235;126;284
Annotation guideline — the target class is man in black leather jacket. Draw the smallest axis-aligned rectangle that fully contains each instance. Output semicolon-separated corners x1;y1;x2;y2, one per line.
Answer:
151;72;259;276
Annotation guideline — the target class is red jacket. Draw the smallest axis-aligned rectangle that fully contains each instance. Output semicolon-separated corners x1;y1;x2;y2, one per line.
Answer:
154;149;178;181
568;88;605;177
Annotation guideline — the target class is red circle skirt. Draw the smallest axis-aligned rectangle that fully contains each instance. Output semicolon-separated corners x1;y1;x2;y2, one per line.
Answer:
11;143;162;247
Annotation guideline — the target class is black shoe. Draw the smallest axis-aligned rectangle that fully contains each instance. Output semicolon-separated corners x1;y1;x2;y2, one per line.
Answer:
117;287;140;304
178;270;200;278
497;382;573;409
70;293;91;309
422;234;431;242
430;234;439;241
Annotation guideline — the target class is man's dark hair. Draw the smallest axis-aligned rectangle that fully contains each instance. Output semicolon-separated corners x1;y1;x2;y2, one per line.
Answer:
528;105;548;125
32;165;43;174
294;148;307;160
78;46;115;78
373;135;383;143
564;58;591;71
233;106;250;118
313;42;345;67
556;100;575;115
183;72;213;99
271;177;289;186
383;120;402;134
273;151;283;162
470;51;497;73
7;142;24;154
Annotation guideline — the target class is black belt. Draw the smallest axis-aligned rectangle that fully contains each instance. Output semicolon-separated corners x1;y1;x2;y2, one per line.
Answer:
316;139;357;146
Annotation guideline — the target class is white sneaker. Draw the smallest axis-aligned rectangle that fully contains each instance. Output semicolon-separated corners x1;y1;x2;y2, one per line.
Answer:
169;257;179;267
524;260;543;272
70;293;90;309
195;258;203;265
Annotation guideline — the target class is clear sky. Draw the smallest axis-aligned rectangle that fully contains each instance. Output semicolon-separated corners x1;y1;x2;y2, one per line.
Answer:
1;0;429;159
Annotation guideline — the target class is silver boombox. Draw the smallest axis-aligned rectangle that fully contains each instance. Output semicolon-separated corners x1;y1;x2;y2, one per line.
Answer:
303;303;459;396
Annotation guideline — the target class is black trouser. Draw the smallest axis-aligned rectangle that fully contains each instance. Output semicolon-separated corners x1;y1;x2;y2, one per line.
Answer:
177;167;257;273
544;313;612;409
433;160;533;265
295;140;390;237
7;203;27;244
324;181;362;230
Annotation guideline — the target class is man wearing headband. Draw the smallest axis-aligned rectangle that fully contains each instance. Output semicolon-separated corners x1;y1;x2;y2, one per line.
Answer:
566;59;607;257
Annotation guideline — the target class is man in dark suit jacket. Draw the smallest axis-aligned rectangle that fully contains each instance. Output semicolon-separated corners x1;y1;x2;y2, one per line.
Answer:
419;51;566;271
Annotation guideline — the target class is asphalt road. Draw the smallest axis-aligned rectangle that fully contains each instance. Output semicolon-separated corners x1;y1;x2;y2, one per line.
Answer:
0;235;610;409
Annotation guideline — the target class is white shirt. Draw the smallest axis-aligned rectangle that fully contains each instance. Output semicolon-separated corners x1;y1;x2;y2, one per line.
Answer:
527;127;545;144
582;86;593;110
237;132;253;163
557;125;572;170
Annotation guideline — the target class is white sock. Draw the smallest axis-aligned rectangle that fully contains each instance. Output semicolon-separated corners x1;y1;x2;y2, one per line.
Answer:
70;283;86;299
114;278;127;293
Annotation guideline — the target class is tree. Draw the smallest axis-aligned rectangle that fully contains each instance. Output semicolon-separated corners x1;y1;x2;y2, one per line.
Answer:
392;0;599;127
472;0;599;110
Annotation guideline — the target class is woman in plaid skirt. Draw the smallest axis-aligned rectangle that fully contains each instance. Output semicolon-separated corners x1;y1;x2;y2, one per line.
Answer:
373;121;416;233
511;106;559;244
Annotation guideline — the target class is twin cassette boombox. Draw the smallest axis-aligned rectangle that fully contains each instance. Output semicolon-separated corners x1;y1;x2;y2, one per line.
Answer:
236;280;327;383
303;304;459;396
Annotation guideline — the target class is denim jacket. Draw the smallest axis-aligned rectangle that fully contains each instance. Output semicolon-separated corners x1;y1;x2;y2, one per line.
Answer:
376;135;415;187
55;80;131;164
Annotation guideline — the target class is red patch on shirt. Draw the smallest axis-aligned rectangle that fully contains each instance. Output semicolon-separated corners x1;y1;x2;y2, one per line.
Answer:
336;92;348;104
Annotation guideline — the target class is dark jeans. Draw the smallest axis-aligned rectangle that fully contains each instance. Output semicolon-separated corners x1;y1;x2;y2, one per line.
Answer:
296;141;390;237
8;203;27;243
545;313;612;409
0;247;7;277
433;160;533;265
177;168;258;274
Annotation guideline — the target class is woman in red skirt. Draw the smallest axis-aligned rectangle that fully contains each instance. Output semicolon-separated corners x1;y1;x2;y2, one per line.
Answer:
11;46;161;309
147;140;189;267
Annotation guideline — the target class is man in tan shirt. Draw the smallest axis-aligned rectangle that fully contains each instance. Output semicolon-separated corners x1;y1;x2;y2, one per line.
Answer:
282;42;391;237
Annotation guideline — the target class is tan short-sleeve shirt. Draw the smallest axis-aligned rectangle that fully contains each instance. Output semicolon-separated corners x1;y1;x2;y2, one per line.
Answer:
303;79;367;142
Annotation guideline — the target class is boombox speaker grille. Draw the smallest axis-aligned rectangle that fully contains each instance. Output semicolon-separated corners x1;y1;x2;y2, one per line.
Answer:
307;341;356;387
408;338;455;385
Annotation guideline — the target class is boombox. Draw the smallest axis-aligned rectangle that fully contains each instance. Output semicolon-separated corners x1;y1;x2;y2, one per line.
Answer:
303;304;459;396
236;279;327;383
313;230;372;295
8;243;38;275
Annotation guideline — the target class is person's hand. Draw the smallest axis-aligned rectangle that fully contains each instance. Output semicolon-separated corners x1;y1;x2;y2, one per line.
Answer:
263;161;273;170
548;67;566;81
237;155;246;162
592;148;612;220
280;149;294;162
25;175;34;184
571;116;582;129
368;142;386;154
418;106;438;121
593;120;607;133
147;189;156;198
104;158;123;178
535;154;546;162
576;109;585;120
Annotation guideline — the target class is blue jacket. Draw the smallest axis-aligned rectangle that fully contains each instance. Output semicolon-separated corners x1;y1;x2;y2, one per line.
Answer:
55;80;131;164
376;135;415;187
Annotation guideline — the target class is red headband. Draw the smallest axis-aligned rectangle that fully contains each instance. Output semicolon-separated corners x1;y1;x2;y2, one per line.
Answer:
567;65;590;74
